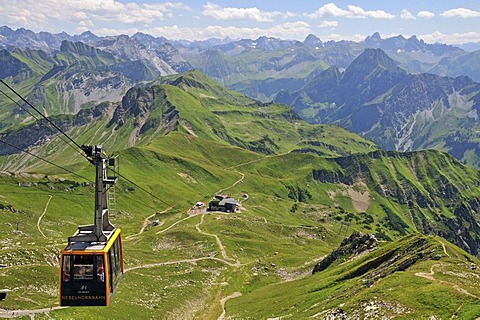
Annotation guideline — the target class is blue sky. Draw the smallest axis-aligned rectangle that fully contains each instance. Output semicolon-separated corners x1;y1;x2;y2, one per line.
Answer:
1;1;480;44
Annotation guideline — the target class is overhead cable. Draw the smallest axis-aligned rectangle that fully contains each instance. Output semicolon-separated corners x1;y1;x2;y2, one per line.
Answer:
0;87;40;121
111;168;175;208
0;81;172;209
0;138;91;182
0;80;89;161
0;79;84;151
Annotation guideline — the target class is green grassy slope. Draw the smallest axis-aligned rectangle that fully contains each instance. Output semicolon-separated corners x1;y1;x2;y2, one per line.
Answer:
0;136;340;318
0;49;55;130
1;134;480;319
228;233;480;319
157;71;377;156
0;71;479;319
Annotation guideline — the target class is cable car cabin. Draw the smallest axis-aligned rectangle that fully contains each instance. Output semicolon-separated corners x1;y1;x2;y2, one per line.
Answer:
59;228;123;306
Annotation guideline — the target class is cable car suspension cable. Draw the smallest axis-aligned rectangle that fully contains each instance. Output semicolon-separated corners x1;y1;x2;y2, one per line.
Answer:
0;79;84;151
0;138;91;182
110;168;175;208
0;87;40;121
0;82;89;162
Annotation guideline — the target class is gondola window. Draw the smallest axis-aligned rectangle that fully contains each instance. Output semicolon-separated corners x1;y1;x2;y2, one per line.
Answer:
97;255;105;283
62;255;71;283
73;255;94;281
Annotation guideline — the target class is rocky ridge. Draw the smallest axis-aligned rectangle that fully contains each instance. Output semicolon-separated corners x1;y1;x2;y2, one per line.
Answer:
312;149;480;255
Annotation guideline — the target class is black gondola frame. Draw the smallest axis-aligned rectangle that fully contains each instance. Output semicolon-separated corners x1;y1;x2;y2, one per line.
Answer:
59;228;123;306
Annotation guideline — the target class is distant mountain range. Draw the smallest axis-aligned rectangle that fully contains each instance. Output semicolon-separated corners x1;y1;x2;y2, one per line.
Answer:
275;48;480;167
2;25;479;87
0;25;479;168
0;25;475;81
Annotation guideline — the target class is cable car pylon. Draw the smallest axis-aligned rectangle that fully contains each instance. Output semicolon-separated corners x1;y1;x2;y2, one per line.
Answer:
69;145;117;243
59;145;124;307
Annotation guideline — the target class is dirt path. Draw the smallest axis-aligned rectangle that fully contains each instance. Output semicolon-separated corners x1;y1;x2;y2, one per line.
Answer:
0;161;252;318
451;303;464;320
126;207;172;240
37;195;52;238
0;307;66;319
125;256;241;272
228;148;294;171
438;239;450;257
139;213;159;234
196;214;240;267
452;284;480;299
415;264;439;281
217;292;242;320
415;263;480;300
216;170;245;195
0;256;241;319
156;214;197;235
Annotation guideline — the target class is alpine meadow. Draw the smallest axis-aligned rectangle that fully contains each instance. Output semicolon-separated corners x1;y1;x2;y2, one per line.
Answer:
1;13;480;320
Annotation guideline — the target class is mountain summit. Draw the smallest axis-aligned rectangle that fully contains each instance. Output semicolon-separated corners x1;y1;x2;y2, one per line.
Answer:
337;48;407;107
343;48;404;77
304;33;324;48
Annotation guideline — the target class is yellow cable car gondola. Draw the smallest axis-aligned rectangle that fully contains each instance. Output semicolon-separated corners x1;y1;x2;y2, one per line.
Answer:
59;145;123;306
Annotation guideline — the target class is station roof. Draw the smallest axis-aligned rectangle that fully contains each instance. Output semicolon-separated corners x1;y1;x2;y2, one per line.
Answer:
219;198;237;205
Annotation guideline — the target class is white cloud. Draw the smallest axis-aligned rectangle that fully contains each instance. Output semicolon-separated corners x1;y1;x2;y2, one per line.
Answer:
143;2;190;11
79;20;94;27
93;27;140;36
0;0;190;31
202;2;283;22
417;11;435;19
347;5;395;19
285;11;298;18
307;3;394;19
400;9;416;20
318;21;338;28
419;31;480;44
441;8;480;18
307;3;349;18
76;20;94;33
140;21;311;40
322;33;366;42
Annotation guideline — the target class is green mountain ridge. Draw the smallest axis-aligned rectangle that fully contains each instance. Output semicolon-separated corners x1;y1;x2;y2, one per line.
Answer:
312;149;480;254
0;70;377;167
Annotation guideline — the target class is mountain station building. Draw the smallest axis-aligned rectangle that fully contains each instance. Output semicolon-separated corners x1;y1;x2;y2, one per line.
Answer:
208;194;238;212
